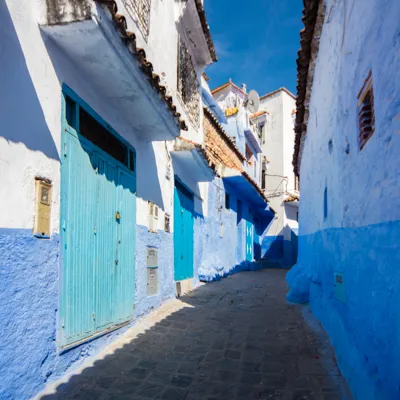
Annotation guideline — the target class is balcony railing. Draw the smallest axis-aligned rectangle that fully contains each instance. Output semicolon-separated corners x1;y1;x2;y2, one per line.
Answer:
177;38;200;129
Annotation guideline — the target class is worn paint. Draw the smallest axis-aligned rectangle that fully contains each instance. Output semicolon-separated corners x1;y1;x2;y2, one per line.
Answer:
287;0;400;399
195;177;269;282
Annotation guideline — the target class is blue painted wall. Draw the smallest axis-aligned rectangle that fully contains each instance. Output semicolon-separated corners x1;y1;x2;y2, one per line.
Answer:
261;235;284;262
287;1;400;399
0;229;59;400
0;224;174;400
195;177;267;281
135;225;175;317
287;221;400;400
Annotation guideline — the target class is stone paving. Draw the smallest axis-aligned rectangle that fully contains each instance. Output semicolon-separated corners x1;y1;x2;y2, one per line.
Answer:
41;269;352;400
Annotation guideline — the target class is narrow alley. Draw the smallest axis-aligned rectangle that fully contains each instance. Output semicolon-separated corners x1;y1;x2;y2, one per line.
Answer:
40;270;351;400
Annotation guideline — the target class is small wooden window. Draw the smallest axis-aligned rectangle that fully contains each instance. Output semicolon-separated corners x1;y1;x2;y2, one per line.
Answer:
357;72;375;151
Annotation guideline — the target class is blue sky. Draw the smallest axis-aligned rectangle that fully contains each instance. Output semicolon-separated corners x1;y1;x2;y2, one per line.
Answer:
205;0;303;97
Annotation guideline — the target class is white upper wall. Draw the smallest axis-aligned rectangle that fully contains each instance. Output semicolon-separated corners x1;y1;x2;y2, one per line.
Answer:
260;89;296;195
0;0;214;232
298;0;400;235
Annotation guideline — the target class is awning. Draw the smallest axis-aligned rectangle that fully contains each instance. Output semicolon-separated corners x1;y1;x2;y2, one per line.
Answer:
41;5;185;141
170;138;215;183
244;127;263;153
222;168;273;218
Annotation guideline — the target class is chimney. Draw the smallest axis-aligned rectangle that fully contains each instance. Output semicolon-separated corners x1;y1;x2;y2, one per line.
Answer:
241;84;247;93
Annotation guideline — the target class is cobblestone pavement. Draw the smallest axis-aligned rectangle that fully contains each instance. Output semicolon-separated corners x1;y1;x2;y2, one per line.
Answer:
41;269;352;400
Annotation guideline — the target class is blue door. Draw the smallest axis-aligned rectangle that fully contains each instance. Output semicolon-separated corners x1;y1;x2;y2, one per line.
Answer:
246;220;253;261
236;200;243;261
60;90;136;348
174;180;194;281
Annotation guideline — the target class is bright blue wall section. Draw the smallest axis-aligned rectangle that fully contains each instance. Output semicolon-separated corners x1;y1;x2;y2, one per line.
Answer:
287;220;400;400
135;224;175;316
0;228;59;400
0;225;175;400
261;235;284;262
195;178;266;281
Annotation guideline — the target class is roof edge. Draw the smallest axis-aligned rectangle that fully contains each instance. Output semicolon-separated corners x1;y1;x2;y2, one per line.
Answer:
203;107;246;162
211;81;248;97
260;87;296;101
193;0;217;62
293;0;326;176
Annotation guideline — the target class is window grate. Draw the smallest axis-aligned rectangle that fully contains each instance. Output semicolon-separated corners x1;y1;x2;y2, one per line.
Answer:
357;72;375;151
123;0;151;40
177;38;200;129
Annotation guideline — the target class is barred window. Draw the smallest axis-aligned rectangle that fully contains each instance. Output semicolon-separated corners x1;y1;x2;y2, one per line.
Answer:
177;39;200;129
123;0;151;40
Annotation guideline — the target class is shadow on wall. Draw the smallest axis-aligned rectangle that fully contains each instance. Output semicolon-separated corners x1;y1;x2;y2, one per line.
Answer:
262;228;284;263
254;213;275;261
0;3;59;160
136;142;165;211
42;30;165;210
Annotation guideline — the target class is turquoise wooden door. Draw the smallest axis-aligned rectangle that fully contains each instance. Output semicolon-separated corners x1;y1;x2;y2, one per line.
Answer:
94;153;119;333
246;220;253;261
60;96;136;348
174;181;194;281
61;132;97;345
114;168;136;323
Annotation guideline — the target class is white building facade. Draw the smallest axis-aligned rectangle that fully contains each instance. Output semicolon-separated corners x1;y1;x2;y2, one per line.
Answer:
0;0;217;398
258;88;299;266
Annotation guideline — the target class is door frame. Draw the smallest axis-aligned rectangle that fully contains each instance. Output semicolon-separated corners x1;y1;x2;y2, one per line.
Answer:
59;85;137;350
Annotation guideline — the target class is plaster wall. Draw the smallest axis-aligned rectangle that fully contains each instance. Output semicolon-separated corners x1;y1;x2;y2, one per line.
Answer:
0;1;188;398
195;178;265;281
112;0;205;143
287;0;400;398
259;90;297;262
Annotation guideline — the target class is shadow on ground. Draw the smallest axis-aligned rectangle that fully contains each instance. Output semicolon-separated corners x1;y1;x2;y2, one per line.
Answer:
41;269;352;400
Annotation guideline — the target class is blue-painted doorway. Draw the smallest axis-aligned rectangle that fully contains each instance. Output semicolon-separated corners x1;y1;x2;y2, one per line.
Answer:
174;178;194;281
60;87;136;348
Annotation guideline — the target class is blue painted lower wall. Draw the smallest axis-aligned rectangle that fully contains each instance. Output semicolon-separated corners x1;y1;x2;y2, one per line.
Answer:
0;228;59;400
287;220;400;400
261;235;284;261
0;225;175;400
135;225;175;316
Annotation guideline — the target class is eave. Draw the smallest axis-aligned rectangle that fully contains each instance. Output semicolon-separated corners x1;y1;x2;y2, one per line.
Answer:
260;87;296;101
293;0;326;176
180;0;217;65
222;168;271;213
171;137;215;183
41;1;188;141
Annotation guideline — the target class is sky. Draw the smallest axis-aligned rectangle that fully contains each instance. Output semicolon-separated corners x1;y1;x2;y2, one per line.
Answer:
204;0;304;97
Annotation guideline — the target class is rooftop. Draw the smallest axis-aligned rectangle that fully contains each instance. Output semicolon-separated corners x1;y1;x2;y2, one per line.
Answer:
260;87;296;101
211;80;248;97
